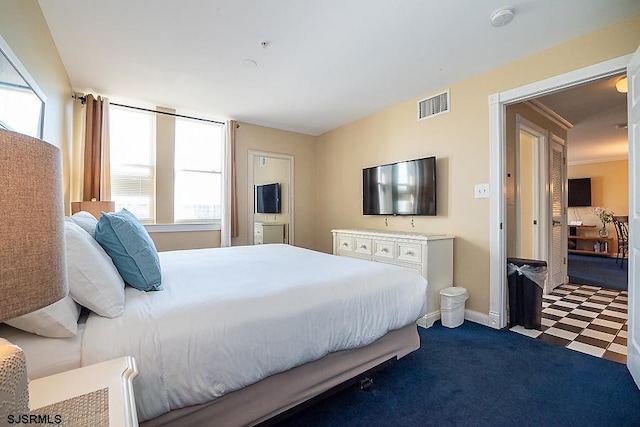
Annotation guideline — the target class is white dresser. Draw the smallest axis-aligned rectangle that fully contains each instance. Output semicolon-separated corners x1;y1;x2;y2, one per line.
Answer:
254;222;285;244
332;229;454;327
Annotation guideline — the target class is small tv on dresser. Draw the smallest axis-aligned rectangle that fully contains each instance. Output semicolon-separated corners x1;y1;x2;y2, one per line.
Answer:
363;156;436;216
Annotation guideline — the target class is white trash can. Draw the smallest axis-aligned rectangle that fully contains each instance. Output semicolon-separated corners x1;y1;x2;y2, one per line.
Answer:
440;287;468;328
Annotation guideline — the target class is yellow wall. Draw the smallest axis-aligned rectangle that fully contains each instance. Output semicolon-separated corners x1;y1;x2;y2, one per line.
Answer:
150;230;221;252
234;123;317;249
315;16;640;315
0;0;73;211
568;160;629;246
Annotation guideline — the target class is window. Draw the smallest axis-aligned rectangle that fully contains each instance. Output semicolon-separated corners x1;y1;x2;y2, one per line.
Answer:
109;106;156;222
174;118;224;222
109;104;224;226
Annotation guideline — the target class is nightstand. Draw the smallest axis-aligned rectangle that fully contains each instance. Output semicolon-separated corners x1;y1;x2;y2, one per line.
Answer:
28;357;138;427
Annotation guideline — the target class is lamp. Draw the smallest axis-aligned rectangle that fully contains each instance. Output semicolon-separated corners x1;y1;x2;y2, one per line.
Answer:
71;200;115;219
616;76;628;93
0;129;67;418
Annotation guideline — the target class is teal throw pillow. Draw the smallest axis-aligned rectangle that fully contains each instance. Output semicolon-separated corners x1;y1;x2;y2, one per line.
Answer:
95;208;162;291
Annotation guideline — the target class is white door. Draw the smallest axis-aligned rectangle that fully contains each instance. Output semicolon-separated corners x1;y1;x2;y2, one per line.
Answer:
515;118;546;260
628;45;640;387
548;136;567;293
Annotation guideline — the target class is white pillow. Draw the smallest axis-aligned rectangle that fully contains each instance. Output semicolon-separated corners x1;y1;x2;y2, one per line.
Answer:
64;220;125;318
67;211;98;236
5;296;80;338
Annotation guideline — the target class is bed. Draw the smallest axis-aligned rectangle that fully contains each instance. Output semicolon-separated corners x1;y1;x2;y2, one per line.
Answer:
3;243;427;426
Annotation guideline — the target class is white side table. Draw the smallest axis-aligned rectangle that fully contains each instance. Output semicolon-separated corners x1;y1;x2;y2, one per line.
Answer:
28;357;138;427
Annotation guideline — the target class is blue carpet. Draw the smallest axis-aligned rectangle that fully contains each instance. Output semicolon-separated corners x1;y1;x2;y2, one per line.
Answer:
568;254;627;290
276;322;640;427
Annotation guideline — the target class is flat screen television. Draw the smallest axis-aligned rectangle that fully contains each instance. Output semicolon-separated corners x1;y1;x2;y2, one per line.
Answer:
256;182;281;214
568;178;591;207
363;156;436;216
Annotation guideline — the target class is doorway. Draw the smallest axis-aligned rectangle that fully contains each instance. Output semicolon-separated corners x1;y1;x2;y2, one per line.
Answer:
247;150;295;245
490;57;630;362
513;122;543;260
488;54;633;331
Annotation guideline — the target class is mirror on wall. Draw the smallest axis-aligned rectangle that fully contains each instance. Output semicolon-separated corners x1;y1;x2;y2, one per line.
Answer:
0;34;46;138
248;151;294;246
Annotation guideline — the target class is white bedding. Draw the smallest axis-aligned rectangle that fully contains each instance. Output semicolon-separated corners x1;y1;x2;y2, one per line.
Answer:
0;319;85;380
81;244;428;422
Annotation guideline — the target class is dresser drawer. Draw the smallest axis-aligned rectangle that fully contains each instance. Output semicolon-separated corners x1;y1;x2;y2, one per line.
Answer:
397;242;421;263
374;240;395;259
337;236;355;252
354;238;372;255
377;258;422;274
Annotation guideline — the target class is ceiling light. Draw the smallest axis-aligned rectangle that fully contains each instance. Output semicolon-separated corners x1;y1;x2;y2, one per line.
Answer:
490;7;515;27
241;59;257;68
616;76;628;93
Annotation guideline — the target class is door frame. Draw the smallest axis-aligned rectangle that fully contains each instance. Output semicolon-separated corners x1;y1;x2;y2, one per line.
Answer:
488;54;632;329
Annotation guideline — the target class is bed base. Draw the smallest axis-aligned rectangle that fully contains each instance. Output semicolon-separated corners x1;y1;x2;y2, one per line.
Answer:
141;324;420;427
260;356;396;426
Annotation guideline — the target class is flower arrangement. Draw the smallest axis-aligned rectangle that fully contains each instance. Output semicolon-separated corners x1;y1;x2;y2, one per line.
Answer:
593;207;614;237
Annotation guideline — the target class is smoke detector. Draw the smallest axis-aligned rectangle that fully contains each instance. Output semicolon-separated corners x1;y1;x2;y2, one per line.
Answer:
490;8;515;27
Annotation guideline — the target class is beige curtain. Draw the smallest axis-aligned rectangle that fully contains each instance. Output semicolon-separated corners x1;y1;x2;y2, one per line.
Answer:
82;94;111;201
221;120;238;246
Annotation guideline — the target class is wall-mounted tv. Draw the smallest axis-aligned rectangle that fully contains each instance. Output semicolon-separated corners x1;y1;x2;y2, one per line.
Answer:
256;182;281;214
363;156;436;216
568;178;591;207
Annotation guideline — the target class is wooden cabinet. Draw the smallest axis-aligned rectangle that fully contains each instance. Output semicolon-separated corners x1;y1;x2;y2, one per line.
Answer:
254;222;285;244
568;225;612;256
332;229;454;328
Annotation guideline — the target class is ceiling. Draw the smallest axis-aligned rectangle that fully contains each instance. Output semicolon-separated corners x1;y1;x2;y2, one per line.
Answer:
535;75;629;165
38;0;640;136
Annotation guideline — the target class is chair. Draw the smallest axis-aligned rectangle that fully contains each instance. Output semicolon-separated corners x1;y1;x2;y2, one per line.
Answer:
612;216;629;268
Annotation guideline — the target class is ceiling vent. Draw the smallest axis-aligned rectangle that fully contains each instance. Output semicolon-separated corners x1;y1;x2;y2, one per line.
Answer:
418;89;450;121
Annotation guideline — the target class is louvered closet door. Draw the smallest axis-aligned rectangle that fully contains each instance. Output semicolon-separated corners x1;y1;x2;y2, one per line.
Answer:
548;136;567;293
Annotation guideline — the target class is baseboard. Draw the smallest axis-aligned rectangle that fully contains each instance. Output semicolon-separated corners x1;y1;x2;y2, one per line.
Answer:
419;309;494;329
417;310;441;329
464;309;490;327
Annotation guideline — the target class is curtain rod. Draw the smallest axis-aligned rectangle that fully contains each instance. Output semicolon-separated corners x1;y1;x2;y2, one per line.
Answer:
73;94;225;125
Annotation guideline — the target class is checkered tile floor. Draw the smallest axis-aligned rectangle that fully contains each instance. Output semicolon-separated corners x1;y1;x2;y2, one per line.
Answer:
510;284;628;363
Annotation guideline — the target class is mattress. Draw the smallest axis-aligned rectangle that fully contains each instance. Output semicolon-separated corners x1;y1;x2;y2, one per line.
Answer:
0;318;85;380
79;244;427;421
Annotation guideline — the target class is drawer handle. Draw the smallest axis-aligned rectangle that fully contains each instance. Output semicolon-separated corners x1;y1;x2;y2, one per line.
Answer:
342;242;349;247
381;248;389;253
360;244;368;249
405;250;414;256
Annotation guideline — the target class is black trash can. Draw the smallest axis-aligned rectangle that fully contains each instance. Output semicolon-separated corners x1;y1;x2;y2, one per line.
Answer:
507;258;546;330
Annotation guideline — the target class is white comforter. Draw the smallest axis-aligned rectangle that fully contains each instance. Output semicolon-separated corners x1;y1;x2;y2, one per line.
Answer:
81;244;427;422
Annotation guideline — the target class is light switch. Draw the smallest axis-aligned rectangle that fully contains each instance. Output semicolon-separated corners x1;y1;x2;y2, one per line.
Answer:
475;183;489;199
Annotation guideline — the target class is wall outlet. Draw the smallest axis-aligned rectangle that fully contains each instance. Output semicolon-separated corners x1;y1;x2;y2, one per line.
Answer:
474;183;489;199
